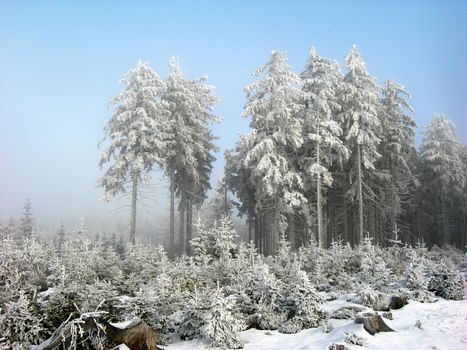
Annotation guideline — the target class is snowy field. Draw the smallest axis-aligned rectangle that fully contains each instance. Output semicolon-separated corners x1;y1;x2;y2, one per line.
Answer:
164;296;467;350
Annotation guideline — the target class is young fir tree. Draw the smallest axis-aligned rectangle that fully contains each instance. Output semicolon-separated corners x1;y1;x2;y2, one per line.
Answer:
0;291;43;347
339;45;382;244
190;217;213;264
279;270;325;334
242;51;306;255
358;234;390;290
178;286;207;340
419;114;465;246
211;216;239;260
162;57;220;257
98;61;168;245
201;285;246;349
300;47;348;247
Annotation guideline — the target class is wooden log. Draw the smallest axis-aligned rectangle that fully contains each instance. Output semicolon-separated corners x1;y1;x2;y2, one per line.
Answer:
32;314;159;350
102;318;158;350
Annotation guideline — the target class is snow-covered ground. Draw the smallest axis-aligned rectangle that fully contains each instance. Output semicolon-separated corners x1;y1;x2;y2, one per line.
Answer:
164;297;467;350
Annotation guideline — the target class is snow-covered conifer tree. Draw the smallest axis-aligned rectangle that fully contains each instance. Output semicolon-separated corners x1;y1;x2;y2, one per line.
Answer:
98;61;168;244
419;114;465;245
178;286;207;340
280;270;325;333
190;217;213;264
242;51;306;254
358;235;390;290
19;197;34;242
201;285;246;349
0;291;43;347
300;47;348;247
212;216;239;260
339;45;382;244
379;80;416;239
162;57;220;256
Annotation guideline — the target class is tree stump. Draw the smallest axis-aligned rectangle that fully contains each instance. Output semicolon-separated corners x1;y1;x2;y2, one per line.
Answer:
32;314;159;350
362;314;395;335
103;318;158;350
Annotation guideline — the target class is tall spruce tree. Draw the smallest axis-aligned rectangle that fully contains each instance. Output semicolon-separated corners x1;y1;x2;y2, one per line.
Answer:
98;61;168;244
162;57;220;256
379;80;416;241
300;47;348;247
242;51;305;254
339;45;382;244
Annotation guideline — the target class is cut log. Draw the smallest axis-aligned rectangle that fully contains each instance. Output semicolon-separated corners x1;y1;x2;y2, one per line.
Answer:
362;315;395;335
32;314;159;350
102;318;158;350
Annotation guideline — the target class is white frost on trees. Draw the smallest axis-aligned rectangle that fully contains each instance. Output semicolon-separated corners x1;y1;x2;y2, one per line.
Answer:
162;57;220;256
340;45;382;243
243;51;306;254
98;61;168;244
301;47;348;247
201;285;246;349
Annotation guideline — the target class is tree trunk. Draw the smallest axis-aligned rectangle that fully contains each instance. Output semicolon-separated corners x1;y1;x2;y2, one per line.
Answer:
169;170;175;259
357;143;364;244
272;197;279;255
186;194;192;256
224;185;229;217
130;173;138;245
256;213;261;254
317;143;325;248
289;212;295;250
441;194;447;247
344;195;349;245
248;205;254;244
179;189;186;255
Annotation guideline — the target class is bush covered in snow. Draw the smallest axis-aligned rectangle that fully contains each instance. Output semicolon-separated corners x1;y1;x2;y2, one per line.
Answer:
0;218;465;349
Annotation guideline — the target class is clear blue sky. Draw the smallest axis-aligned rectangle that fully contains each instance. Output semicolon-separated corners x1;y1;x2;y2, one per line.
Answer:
1;0;466;231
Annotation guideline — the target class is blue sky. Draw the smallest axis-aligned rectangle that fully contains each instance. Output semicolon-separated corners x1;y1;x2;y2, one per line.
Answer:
1;0;466;230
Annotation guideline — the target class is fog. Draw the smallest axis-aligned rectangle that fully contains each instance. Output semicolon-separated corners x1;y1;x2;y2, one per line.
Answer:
1;1;466;242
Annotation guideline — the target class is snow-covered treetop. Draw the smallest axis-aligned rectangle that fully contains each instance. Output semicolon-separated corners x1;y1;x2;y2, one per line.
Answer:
243;51;303;149
301;47;348;186
341;45;381;170
380;79;416;174
98;60;168;200
163;57;220;204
